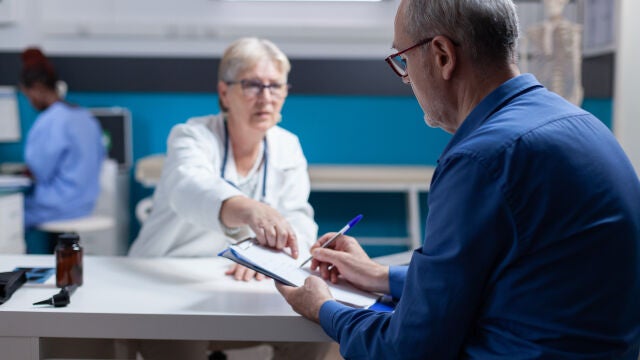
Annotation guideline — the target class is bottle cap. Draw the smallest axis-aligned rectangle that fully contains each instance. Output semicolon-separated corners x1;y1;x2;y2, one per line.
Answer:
57;232;80;245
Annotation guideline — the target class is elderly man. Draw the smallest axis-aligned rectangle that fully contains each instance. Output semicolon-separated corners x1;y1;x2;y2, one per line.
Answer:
276;0;640;358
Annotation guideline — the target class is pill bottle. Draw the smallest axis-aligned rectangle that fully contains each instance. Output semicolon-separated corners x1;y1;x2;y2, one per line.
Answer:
55;232;83;288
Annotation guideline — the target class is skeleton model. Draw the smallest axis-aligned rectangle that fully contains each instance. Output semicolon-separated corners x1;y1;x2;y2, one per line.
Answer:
520;0;584;106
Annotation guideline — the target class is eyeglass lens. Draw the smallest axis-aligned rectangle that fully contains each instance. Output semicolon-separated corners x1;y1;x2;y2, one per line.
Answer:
241;80;287;98
389;55;408;77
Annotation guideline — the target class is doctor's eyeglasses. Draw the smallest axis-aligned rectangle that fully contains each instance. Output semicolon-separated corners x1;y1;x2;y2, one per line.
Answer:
226;79;290;99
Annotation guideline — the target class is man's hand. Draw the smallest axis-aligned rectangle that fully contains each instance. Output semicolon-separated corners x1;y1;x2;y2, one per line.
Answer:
225;263;267;282
221;196;299;258
275;276;333;323
311;234;390;294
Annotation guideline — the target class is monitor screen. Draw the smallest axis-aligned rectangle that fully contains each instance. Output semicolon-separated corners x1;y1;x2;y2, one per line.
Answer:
90;107;132;170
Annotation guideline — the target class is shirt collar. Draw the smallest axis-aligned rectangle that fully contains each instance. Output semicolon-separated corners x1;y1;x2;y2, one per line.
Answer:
438;73;543;162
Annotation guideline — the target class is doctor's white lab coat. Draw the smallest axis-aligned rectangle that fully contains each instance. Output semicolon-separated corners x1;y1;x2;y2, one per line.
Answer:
128;114;318;258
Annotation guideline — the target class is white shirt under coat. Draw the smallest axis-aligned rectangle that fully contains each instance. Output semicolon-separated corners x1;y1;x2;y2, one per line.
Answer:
129;114;318;258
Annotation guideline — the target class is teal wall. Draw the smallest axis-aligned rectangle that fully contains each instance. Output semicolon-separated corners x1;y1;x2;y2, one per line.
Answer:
0;93;613;254
581;98;613;128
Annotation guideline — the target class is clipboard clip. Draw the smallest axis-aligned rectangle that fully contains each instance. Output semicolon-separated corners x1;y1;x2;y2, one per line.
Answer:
232;237;258;250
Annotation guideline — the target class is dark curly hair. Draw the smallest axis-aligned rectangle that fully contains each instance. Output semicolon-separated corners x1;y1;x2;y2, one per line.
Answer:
20;47;58;90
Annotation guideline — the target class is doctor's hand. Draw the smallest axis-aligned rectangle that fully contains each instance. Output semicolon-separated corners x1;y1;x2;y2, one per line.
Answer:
311;234;390;294
220;196;299;258
275;276;333;323
225;263;267;282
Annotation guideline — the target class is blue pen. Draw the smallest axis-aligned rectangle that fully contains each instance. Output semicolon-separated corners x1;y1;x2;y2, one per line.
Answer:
299;214;363;268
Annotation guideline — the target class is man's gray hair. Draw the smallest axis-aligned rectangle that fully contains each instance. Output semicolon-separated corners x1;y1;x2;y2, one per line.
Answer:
218;37;291;83
405;0;519;66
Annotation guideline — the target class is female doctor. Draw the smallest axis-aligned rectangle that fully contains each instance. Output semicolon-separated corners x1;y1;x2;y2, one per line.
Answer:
20;48;105;253
129;38;318;281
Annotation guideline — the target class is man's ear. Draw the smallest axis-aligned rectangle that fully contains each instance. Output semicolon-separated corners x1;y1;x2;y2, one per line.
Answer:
430;35;457;80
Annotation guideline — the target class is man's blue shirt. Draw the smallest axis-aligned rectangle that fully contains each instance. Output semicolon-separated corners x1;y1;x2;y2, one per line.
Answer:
319;74;640;359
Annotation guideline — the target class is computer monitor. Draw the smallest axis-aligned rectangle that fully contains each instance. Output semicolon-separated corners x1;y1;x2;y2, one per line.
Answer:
90;107;132;170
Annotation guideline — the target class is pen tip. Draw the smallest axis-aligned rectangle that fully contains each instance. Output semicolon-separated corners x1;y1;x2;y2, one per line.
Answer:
348;214;363;227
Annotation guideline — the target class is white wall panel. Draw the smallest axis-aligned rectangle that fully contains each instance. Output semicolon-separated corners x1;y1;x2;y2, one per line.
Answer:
0;0;556;59
0;1;600;60
0;0;397;58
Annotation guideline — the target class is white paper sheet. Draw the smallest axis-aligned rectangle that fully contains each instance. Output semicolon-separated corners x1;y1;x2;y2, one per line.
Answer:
221;243;379;308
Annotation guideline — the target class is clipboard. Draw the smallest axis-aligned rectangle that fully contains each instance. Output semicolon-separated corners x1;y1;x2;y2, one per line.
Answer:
219;247;296;287
218;242;379;308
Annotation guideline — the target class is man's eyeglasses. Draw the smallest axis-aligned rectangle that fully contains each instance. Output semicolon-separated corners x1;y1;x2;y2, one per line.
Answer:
226;79;290;99
385;37;434;78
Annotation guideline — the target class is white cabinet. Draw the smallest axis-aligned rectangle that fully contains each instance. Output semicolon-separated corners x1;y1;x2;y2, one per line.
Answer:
0;192;24;253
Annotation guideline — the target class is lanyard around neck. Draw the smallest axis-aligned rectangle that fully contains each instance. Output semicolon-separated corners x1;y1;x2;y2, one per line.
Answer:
220;121;268;201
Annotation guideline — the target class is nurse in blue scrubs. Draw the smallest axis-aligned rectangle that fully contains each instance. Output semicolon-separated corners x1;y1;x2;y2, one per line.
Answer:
19;48;105;253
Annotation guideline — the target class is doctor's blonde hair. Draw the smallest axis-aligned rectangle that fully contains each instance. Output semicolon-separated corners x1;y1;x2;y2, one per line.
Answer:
218;37;291;84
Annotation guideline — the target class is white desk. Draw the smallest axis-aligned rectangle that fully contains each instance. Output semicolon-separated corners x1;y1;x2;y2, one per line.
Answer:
0;255;329;359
